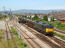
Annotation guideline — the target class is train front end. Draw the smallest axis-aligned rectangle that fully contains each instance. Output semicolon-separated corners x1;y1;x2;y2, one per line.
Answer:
46;25;54;36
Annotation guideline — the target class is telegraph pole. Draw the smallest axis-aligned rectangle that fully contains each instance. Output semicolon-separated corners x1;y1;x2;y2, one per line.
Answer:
3;6;6;14
9;9;13;20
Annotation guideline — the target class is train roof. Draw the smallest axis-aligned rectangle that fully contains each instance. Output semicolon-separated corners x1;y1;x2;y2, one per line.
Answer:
26;19;52;26
35;21;52;26
19;18;53;26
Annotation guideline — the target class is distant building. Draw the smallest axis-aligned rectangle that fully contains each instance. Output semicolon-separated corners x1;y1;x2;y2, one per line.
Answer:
57;17;65;24
48;16;51;22
58;20;65;24
31;15;35;18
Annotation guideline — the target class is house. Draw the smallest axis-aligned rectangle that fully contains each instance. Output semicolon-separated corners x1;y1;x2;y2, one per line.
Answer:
60;20;65;24
57;17;65;24
48;16;52;22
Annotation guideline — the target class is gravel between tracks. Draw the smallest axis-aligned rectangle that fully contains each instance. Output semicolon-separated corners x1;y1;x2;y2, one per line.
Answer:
14;22;53;48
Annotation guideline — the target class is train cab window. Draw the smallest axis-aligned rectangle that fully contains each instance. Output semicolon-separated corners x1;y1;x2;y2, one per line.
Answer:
46;25;54;29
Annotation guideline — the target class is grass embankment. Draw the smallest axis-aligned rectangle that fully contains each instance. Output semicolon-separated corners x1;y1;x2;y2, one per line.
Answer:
10;27;29;48
0;30;17;48
54;31;65;40
0;30;8;48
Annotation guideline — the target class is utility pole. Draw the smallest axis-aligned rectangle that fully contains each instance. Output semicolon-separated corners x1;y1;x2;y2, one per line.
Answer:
9;9;12;15
3;6;7;18
9;9;13;20
3;6;6;15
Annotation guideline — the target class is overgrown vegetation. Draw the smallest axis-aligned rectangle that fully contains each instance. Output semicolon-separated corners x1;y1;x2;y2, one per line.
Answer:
10;27;18;37
43;15;48;21
10;27;29;48
0;30;12;48
0;30;4;40
33;14;39;20
51;17;55;21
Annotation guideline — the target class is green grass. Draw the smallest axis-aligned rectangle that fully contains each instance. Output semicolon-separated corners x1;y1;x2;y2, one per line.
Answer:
0;30;4;41
15;37;29;48
0;30;4;35
56;24;65;31
10;27;18;37
54;31;65;40
0;30;14;48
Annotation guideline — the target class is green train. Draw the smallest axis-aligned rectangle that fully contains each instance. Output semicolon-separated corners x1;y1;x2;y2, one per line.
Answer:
18;18;54;36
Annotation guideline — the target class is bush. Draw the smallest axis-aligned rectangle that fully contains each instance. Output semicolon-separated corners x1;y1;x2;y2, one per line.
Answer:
33;14;38;20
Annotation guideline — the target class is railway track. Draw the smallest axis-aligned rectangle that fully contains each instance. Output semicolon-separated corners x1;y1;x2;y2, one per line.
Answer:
22;24;65;48
13;22;44;48
12;19;65;48
22;30;42;48
13;25;35;48
8;22;18;48
5;21;18;48
54;29;65;34
50;37;65;48
5;22;12;40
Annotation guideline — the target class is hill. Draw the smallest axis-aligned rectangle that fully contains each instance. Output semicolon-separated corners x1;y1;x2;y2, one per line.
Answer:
13;9;64;14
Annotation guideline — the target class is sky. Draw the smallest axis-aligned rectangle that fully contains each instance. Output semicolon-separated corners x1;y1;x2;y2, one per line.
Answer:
0;0;65;11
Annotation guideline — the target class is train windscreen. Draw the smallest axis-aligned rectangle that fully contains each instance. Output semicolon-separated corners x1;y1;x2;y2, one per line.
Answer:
46;25;54;29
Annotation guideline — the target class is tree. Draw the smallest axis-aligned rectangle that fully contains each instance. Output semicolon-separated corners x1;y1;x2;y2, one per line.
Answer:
33;14;38;20
43;15;48;21
57;22;61;25
0;13;2;16
51;17;54;21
